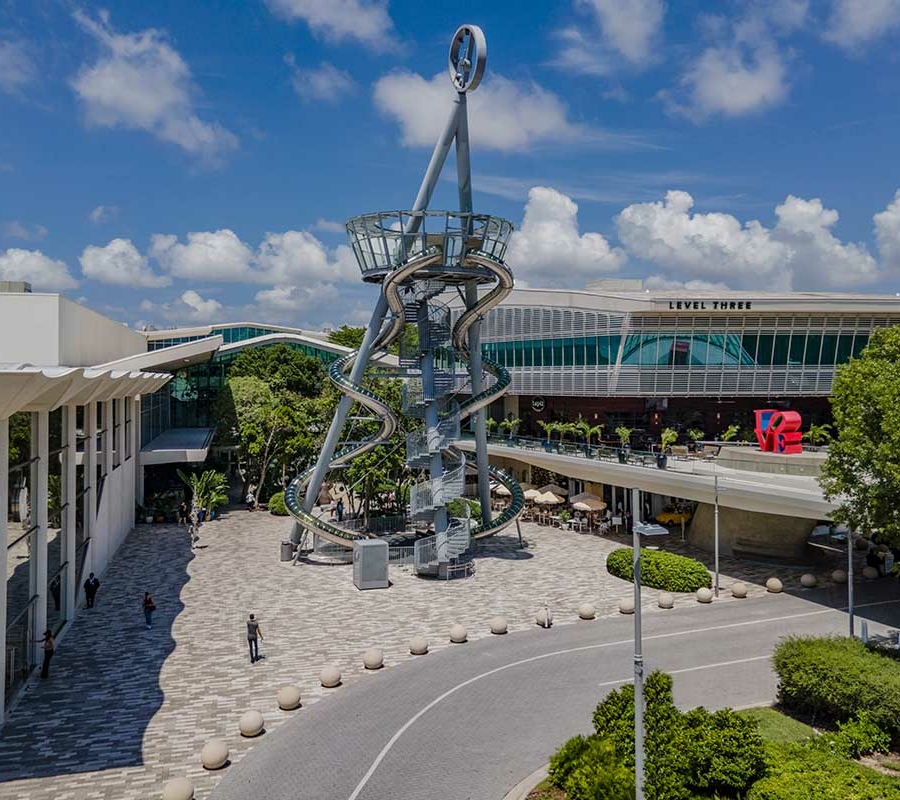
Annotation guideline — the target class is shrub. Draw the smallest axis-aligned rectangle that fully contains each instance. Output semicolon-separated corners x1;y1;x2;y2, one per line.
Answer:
834;712;891;758
772;635;900;740
268;491;288;516
606;548;711;592
445;498;480;520
747;741;900;800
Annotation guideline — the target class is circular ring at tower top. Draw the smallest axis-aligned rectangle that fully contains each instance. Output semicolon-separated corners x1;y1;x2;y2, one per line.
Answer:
448;25;486;93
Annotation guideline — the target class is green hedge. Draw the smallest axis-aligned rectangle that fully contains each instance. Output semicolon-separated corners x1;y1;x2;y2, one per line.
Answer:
773;636;900;741
445;498;480;520
268;491;288;516
746;741;900;800
606;547;711;592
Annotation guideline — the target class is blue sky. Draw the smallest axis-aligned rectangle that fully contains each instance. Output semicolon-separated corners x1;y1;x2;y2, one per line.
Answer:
1;0;900;330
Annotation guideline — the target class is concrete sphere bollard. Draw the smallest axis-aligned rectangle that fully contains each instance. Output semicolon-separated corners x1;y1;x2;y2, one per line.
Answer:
832;569;848;584
578;603;596;620
800;573;817;588
862;565;879;580
535;608;554;628
731;582;748;599
363;648;384;670
161;778;195;800
657;592;675;609
489;616;508;635
200;739;229;770
696;587;713;604
239;710;264;738
277;685;301;711
319;665;342;688
409;635;429;655
449;623;468;643
618;597;635;615
765;577;783;593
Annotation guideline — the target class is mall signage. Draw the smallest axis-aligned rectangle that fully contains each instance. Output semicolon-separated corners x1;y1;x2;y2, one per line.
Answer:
667;300;753;310
532;396;546;412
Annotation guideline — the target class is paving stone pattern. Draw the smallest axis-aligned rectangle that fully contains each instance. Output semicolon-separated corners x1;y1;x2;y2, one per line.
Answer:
0;510;855;799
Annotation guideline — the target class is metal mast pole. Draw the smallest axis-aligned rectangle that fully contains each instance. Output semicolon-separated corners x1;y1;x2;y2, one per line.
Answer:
714;475;720;598
848;527;855;636
455;91;492;528
631;486;644;800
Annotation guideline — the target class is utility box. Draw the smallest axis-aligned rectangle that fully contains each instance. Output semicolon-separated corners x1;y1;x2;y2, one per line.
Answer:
353;539;389;590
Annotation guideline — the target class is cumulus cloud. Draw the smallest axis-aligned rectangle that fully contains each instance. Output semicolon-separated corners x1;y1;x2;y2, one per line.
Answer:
615;190;879;290
140;290;224;324
0;248;78;290
264;0;393;48
874;190;900;270
554;0;665;76
285;56;355;103
80;238;171;287
254;282;339;312
151;229;254;282
374;71;594;152
1;221;47;241
825;0;900;49
0;39;36;94
506;187;626;287
89;205;119;224
71;11;237;161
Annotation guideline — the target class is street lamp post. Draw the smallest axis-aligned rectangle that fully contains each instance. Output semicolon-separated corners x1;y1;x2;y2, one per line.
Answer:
848;527;855;637
631;486;645;800
713;474;720;598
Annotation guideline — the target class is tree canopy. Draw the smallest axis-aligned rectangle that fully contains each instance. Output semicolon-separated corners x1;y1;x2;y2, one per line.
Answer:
328;325;365;349
820;326;900;545
227;343;325;397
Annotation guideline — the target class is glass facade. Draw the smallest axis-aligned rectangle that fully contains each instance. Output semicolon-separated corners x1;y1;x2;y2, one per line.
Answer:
478;303;900;397
147;325;283;350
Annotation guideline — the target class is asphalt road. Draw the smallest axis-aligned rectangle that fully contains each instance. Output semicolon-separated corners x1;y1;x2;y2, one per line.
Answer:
212;584;899;800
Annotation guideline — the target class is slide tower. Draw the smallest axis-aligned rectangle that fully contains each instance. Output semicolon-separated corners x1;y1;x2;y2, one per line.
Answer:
285;25;523;575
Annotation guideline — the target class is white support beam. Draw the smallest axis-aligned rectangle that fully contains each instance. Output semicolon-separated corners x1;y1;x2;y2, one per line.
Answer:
104;399;114;478
32;410;49;664
117;396;126;470
0;417;9;725
64;404;77;622
84;401;97;593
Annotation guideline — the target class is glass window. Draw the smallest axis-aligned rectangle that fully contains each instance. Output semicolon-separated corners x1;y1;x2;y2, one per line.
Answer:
805;334;822;365
574;338;585;366
757;334;773;365
741;334;758;364
789;333;805;365
773;334;790;365
821;334;837;365
542;340;553;367
552;339;563;367
836;334;854;363
852;333;869;358
563;338;575;366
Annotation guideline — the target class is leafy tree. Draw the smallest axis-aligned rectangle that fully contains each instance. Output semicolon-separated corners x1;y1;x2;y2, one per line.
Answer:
803;422;833;446
820;326;900;545
720;423;740;442
498;416;521;437
660;427;678;450
615;425;633;447
687;428;705;443
228;343;325;397
328;325;365;349
9;412;31;464
586;423;605;445
538;420;559;443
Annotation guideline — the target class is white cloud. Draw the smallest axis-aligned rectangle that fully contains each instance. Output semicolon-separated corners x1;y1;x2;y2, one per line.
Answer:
89;205;119;224
264;0;393;48
0;248;78;290
506;187;626;287
643;275;732;292
873;190;900;271
615;190;879;290
0;39;36;94
554;0;665;75
148;227;358;285
140;290;225;324
71;11;237;161
825;0;900;49
254;282;339;313
285;56;355;103
80;238;171;287
1;221;47;241
179;289;223;321
313;218;346;234
374;71;595;152
673;41;788;119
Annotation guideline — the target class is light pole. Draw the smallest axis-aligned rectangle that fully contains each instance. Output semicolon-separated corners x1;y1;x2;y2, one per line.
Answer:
713;474;720;598
631;486;644;800
848;527;855;637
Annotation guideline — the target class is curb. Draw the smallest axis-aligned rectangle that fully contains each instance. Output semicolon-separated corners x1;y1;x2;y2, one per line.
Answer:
502;764;549;800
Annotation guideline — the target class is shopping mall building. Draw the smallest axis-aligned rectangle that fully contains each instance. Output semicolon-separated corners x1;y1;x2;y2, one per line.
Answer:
2;279;899;722
476;280;900;445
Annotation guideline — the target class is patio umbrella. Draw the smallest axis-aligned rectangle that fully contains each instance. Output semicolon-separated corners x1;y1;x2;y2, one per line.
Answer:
519;482;536;491
539;483;568;496
494;483;511;497
536;491;563;505
524;488;542;501
572;501;593;512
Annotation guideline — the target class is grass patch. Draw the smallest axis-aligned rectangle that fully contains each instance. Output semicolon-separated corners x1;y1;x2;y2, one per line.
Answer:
737;707;814;743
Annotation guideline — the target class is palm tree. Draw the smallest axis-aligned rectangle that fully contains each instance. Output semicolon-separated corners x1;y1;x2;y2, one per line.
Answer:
803;423;833;446
720;424;740;442
499;416;521;439
615;426;633;447
538;420;556;443
484;417;498;436
586;423;605;446
178;469;229;513
573;414;591;442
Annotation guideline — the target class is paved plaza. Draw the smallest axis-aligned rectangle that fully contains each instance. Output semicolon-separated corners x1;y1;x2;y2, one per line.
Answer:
0;508;857;799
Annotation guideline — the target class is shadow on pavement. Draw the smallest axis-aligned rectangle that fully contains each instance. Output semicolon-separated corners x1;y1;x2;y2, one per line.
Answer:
0;514;202;782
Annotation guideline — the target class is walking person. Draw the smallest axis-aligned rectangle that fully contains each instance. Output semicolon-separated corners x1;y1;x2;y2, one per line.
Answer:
178;501;188;525
246;614;264;663
142;591;156;630
336;497;344;523
33;629;55;679
245;489;255;512
83;572;100;608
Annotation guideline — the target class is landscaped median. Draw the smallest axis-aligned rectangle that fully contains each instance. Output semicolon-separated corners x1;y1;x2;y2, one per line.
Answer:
605;547;711;593
528;636;900;799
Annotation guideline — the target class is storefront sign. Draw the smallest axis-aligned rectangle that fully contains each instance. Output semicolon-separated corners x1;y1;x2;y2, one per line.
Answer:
668;300;752;310
531;396;545;412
